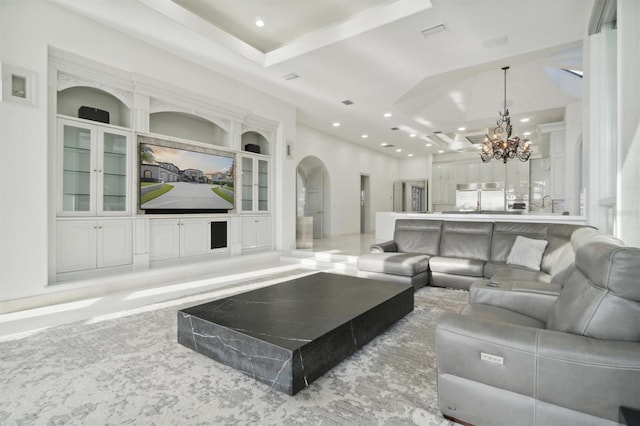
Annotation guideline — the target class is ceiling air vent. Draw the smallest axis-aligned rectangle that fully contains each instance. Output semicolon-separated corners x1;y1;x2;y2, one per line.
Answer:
466;134;488;145
341;99;354;105
280;73;299;81
421;24;447;38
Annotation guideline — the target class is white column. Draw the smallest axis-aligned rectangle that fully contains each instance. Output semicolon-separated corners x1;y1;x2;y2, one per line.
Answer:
584;23;617;233
617;0;640;246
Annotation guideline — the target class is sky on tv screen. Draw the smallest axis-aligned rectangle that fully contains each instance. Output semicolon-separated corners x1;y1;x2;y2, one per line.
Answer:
142;143;233;175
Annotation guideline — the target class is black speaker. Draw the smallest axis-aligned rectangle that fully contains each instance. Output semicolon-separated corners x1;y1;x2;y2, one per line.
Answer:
244;143;261;154
78;106;110;124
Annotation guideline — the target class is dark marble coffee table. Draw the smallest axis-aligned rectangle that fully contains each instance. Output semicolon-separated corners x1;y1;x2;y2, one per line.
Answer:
177;272;413;395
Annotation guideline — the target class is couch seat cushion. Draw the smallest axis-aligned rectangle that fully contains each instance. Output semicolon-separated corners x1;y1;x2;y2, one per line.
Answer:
490;266;551;283
483;261;506;278
461;304;546;328
429;256;485;277
357;253;430;277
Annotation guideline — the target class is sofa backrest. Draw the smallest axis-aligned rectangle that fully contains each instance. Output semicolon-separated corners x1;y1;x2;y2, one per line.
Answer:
544;224;588;281
547;241;640;342
439;221;493;261
393;219;443;254
489;222;548;263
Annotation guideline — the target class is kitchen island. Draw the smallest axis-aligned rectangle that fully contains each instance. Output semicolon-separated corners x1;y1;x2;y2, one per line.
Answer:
375;212;587;241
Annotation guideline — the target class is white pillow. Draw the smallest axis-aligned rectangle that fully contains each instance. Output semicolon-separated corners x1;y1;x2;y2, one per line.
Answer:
506;236;548;271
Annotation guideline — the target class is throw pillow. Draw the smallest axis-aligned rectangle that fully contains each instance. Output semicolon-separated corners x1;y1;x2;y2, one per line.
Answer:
506;236;548;271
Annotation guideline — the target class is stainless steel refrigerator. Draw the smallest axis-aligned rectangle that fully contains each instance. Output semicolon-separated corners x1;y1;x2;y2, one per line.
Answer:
479;182;505;211
455;183;480;211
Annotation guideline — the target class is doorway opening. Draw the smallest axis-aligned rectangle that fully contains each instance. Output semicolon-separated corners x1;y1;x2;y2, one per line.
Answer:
360;174;370;233
296;156;330;245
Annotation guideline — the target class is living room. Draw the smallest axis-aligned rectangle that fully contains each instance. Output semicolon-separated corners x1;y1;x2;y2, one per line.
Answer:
1;0;639;424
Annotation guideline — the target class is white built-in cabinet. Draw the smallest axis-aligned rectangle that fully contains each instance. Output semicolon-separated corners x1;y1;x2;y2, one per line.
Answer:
240;154;270;213
57;117;131;216
55;117;133;274
50;50;277;281
56;219;132;273
148;218;227;261
241;216;271;250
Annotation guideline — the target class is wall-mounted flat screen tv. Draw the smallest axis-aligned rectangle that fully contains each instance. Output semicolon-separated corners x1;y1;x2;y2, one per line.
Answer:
138;135;235;214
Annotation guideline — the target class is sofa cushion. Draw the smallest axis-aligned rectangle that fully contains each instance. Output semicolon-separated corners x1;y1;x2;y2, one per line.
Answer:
357;252;430;277
490;266;551;283
547;242;640;342
393;219;443;255
439;221;493;261
507;236;548;271
429;256;485;277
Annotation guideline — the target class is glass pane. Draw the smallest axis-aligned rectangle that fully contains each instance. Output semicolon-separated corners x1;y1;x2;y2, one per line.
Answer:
102;132;127;212
242;157;253;211
62;125;92;211
258;159;268;211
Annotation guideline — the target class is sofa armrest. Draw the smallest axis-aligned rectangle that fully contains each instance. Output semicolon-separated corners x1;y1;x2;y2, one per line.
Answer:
436;313;539;398
536;329;640;422
370;240;397;253
469;280;561;323
436;313;640;424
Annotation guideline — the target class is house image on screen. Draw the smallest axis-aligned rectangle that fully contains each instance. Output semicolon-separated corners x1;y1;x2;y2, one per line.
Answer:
140;161;181;183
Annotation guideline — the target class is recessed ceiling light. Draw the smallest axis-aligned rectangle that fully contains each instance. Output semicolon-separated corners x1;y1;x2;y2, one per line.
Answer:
520;118;530;123
438;150;444;153
255;17;265;27
409;133;416;138
332;122;340;127
381;142;389;146
425;143;432;147
396;149;402;152
523;131;532;136
384;112;392;118
458;127;466;131
408;153;414;157
361;134;368;138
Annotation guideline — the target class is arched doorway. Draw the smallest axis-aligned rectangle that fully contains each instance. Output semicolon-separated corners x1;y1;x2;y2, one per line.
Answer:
297;156;330;243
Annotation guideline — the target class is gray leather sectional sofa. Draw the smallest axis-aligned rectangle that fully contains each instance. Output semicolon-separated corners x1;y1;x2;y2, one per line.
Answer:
437;228;640;425
358;218;640;424
357;219;586;290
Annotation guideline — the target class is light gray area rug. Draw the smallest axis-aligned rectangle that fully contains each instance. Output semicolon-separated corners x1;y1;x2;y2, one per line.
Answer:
1;274;468;425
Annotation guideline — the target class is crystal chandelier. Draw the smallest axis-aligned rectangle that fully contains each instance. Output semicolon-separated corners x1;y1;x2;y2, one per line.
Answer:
480;66;531;163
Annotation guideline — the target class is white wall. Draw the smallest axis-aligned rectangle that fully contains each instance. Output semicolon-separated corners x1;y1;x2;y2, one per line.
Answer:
296;125;400;235
0;0;297;301
617;0;640;246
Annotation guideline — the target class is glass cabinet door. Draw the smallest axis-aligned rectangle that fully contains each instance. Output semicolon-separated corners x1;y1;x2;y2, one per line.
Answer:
258;159;269;211
61;123;94;213
241;156;254;211
58;118;131;216
101;131;128;212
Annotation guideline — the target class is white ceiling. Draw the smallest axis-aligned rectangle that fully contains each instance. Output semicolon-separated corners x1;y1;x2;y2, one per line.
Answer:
51;0;594;159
